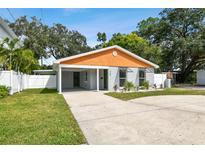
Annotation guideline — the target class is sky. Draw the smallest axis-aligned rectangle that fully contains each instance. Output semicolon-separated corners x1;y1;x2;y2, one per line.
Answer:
0;8;162;65
0;8;162;46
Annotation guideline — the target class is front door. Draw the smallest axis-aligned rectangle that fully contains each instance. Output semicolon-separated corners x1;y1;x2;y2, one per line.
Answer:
104;69;108;89
73;72;80;87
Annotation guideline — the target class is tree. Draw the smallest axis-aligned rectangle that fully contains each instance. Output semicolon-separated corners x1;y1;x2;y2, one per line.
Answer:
0;38;19;70
48;24;91;59
103;32;162;65
95;32;107;49
137;8;205;82
97;32;107;43
9;16;91;60
9;16;49;60
0;38;38;74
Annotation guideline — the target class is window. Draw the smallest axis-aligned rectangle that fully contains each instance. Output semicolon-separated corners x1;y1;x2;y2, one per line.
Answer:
119;68;127;87
139;69;146;86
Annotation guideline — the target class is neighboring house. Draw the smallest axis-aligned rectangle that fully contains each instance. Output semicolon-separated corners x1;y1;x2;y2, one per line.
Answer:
197;70;205;85
0;19;18;70
53;45;159;93
162;71;181;84
0;19;17;42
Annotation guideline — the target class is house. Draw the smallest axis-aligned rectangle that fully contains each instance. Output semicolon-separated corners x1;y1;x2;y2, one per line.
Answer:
0;18;17;70
0;18;17;41
53;45;159;93
197;70;205;85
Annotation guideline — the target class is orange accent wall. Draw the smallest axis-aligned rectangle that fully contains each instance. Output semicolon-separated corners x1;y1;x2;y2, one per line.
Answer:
60;48;153;68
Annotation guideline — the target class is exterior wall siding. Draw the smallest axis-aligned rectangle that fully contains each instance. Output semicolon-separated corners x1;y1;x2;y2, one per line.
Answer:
80;71;88;89
80;70;97;90
62;71;73;89
0;25;13;41
89;69;97;90
80;69;104;90
146;68;154;86
108;67;119;91
127;68;139;87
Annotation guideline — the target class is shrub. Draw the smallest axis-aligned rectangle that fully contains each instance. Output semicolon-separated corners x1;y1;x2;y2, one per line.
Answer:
123;81;135;91
142;81;149;90
0;85;9;98
184;72;196;84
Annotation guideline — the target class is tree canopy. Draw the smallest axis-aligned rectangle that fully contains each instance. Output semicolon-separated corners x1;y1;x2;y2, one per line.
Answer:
9;16;91;60
102;32;162;65
48;23;91;59
9;16;49;60
97;32;107;43
95;32;107;49
137;8;205;82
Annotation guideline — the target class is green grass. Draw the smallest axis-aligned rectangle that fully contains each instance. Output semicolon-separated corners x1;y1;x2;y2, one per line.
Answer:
105;88;205;101
0;88;86;144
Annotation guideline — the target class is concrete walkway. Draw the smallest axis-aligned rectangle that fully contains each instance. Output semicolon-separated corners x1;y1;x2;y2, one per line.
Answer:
63;91;205;144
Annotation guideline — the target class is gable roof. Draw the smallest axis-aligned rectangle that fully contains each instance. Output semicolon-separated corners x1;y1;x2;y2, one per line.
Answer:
54;45;159;68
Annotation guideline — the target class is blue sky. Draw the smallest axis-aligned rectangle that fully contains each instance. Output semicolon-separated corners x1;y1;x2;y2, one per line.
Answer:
0;8;162;47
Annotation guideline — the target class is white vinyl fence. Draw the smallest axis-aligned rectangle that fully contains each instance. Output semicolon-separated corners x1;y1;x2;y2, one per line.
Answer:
154;73;167;88
0;70;56;95
25;75;56;89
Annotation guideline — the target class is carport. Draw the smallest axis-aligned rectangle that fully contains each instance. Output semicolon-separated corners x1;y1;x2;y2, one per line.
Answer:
57;64;109;93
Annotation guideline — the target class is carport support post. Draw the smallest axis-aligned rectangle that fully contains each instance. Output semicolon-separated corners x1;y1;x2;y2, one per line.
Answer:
58;65;62;94
96;68;99;91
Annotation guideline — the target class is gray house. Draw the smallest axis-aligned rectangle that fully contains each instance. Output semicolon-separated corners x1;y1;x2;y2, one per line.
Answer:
53;45;159;93
0;18;17;41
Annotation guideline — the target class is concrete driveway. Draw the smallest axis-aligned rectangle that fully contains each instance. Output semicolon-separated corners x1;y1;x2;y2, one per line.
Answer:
63;91;205;144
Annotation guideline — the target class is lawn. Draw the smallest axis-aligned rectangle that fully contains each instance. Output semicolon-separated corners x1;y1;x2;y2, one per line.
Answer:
0;89;86;144
105;88;205;101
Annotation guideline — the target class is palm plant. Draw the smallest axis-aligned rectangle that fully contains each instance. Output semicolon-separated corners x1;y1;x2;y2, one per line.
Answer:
0;38;37;74
123;81;135;92
0;38;18;70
